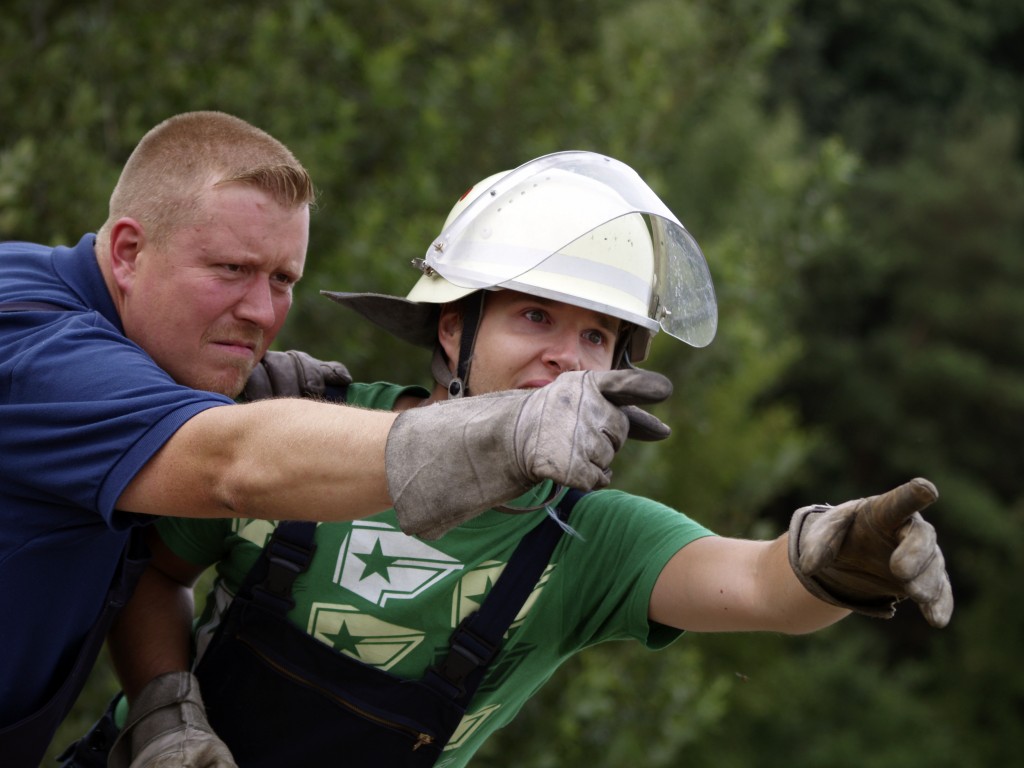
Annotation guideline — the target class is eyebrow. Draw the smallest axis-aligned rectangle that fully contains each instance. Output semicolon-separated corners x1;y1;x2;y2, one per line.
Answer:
531;296;620;333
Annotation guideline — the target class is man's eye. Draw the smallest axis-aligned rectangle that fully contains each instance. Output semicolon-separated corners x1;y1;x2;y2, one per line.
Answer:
524;309;546;323
584;330;607;346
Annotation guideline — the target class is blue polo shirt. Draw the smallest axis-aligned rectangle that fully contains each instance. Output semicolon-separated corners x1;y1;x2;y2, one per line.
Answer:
0;235;233;728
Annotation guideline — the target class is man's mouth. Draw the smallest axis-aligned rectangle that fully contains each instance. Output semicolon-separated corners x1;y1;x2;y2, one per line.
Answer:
519;378;555;389
212;338;259;357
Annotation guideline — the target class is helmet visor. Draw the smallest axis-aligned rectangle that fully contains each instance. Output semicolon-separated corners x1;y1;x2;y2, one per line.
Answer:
424;151;717;347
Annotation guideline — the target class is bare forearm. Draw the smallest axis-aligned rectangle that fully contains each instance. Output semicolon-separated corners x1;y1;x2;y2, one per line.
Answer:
650;535;849;634
118;399;397;522
757;535;850;634
107;565;194;700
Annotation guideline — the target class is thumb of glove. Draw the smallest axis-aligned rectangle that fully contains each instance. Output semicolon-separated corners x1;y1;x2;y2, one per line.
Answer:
590;369;673;442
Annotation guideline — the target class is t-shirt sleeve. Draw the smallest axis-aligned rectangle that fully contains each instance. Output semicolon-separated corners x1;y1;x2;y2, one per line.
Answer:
1;311;233;528
346;381;430;410
553;489;716;651
156;515;235;568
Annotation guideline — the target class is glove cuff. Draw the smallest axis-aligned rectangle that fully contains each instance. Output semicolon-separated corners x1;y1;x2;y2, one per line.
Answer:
788;505;898;619
386;393;529;539
109;671;212;768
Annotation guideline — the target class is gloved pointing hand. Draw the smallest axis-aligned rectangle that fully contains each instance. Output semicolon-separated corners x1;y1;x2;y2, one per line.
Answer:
387;368;673;539
788;477;953;628
109;671;237;768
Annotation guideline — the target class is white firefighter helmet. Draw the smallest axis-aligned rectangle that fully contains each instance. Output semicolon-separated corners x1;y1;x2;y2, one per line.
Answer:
323;151;717;363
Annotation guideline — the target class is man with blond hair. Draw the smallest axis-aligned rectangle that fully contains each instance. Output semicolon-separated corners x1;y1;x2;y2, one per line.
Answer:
0;116;667;766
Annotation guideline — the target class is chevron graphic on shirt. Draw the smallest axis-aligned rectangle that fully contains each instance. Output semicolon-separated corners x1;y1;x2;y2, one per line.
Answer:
445;703;502;751
306;602;425;670
450;562;557;629
232;517;280;547
450;560;504;626
475;640;535;695
333;521;463;606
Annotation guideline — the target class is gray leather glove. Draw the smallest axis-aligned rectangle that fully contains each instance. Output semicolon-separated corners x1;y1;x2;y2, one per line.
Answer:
596;368;673;442
386;368;673;539
242;349;352;401
109;672;237;768
788;477;953;628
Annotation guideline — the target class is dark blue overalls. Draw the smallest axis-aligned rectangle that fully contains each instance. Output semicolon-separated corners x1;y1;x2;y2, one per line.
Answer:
193;494;577;766
60;496;580;767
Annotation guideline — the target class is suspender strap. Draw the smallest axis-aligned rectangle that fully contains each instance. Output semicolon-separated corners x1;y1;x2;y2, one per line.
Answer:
250;521;318;614
243;489;586;705
425;488;586;703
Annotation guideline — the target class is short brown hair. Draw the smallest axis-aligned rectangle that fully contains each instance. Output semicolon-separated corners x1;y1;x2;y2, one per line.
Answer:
100;111;314;244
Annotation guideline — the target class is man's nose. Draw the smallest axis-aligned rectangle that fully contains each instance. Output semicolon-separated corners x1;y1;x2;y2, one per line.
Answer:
235;277;277;327
543;335;582;372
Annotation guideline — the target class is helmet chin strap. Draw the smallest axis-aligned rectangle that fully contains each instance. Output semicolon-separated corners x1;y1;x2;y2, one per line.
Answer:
614;323;639;369
435;291;486;399
430;347;460;396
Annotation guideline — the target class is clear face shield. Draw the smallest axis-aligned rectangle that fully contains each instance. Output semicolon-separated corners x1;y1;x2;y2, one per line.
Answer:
422;151;718;348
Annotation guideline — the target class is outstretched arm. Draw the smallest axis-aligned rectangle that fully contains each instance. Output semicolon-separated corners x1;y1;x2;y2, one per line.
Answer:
650;478;953;634
117;368;675;539
650;535;849;634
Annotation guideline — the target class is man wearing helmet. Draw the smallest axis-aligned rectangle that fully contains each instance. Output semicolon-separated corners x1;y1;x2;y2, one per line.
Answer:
75;153;952;768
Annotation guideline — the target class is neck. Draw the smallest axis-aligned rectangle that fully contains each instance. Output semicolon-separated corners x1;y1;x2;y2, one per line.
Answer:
92;235;127;319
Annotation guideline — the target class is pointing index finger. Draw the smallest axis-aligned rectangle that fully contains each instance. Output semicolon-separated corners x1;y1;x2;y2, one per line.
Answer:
593;369;674;407
866;477;939;532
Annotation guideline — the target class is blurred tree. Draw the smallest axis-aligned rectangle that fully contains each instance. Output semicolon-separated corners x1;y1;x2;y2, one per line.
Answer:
710;1;1024;766
728;119;1024;768
769;0;1024;161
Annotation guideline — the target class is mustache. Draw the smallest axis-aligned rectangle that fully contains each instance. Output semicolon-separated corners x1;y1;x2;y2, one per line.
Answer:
203;324;265;351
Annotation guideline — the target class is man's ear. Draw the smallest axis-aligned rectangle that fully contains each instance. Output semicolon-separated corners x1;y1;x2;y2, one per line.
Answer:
107;218;146;292
437;303;463;366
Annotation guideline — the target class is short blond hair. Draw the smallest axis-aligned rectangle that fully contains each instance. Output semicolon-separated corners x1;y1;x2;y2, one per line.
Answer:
100;111;314;244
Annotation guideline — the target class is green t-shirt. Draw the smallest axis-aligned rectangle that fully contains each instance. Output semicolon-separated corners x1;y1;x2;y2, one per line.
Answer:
156;381;715;767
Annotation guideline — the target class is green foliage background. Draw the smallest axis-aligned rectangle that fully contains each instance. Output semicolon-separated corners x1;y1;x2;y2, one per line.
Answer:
2;0;1022;765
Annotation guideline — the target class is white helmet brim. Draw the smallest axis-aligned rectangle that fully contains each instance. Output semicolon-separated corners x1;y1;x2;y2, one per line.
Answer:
424;151;717;348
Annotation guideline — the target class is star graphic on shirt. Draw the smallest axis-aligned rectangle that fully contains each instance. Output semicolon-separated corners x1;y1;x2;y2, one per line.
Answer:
333;523;463;607
322;620;362;656
463;573;496;612
308;603;427;670
355;539;400;583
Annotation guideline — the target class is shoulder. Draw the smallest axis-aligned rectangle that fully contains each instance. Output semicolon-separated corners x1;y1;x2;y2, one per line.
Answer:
0;240;52;257
569;489;715;552
576;488;703;520
0;235;113;319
